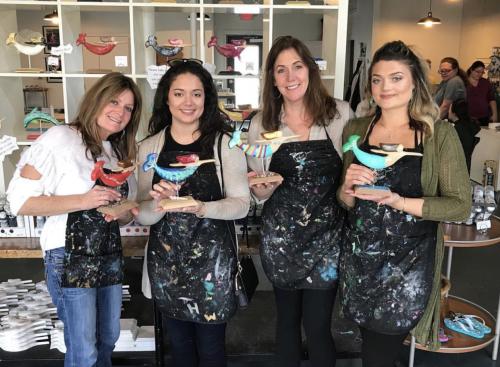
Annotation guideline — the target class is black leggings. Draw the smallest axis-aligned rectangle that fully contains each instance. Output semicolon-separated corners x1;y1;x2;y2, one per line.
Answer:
360;327;408;367
274;286;337;367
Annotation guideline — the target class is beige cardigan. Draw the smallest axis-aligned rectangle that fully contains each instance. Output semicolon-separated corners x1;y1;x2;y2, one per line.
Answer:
136;128;251;297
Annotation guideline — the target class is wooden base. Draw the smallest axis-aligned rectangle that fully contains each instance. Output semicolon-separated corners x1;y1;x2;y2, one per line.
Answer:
249;174;283;186
159;196;198;210
15;68;44;73
97;199;138;217
354;185;391;197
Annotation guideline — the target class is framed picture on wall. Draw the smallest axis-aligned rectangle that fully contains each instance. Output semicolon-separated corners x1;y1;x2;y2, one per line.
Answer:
45;55;62;83
42;26;60;54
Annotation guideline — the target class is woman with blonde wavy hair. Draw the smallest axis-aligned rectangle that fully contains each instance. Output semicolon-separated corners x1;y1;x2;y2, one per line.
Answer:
338;41;471;367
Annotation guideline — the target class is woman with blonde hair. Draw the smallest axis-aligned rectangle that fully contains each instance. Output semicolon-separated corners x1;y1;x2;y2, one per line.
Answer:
7;72;142;367
338;41;470;367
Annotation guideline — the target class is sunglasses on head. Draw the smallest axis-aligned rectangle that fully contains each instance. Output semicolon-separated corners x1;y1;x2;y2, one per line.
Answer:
167;58;203;67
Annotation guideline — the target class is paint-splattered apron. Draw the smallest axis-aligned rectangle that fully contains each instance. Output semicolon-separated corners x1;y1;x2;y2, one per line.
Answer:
341;127;437;334
260;132;345;289
147;145;236;324
63;173;127;288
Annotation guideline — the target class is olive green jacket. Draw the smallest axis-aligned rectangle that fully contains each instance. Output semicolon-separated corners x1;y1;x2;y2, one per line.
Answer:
339;117;471;350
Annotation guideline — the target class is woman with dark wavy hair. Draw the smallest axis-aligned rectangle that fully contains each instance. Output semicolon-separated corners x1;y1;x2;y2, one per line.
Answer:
248;36;353;367
7;72;142;367
466;60;498;125
338;41;470;367
136;60;250;367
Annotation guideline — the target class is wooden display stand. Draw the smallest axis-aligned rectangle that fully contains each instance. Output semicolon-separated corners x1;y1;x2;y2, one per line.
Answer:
97;199;138;217
249;173;283;186
159;196;198;210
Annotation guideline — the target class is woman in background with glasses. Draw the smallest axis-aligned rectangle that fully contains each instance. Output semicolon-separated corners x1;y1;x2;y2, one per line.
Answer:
466;60;498;125
135;59;250;367
434;57;467;119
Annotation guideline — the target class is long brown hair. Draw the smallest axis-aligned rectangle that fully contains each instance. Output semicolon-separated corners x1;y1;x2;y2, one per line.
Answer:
70;72;142;161
261;36;338;131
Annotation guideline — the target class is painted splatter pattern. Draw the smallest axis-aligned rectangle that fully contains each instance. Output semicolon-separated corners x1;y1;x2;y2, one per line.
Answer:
260;138;345;289
148;147;236;324
63;176;128;288
340;136;437;334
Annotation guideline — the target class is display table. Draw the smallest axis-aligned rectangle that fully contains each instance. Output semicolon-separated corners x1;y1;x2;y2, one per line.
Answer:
407;216;500;367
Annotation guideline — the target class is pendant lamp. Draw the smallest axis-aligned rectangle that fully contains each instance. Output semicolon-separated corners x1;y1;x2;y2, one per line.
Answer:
417;0;441;27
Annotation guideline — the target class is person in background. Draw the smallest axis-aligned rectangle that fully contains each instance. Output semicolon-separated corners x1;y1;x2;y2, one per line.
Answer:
448;98;481;173
466;60;498;125
6;72;142;367
434;57;467;119
338;41;471;367
247;35;353;367
135;59;250;367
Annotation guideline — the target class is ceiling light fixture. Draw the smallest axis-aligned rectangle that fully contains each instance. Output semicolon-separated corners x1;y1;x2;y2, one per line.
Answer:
44;10;59;25
417;0;441;27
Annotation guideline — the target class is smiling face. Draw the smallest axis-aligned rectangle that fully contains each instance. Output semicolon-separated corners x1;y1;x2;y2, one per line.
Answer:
167;72;205;128
371;60;415;113
439;62;457;81
96;89;134;140
273;48;309;105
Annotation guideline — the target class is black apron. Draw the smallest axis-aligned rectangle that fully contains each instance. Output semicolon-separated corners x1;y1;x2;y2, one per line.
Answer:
63;170;127;288
147;137;236;324
341;125;437;334
260;131;345;289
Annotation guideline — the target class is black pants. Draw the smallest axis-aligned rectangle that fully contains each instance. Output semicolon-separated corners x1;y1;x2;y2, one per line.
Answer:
165;317;227;367
360;327;408;367
274;286;337;367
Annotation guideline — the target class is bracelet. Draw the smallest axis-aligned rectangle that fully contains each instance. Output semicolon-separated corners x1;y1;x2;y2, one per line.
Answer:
401;197;406;212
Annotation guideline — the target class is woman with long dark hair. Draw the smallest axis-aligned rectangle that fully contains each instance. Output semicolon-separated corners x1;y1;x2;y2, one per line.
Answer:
466;60;498;125
135;60;250;367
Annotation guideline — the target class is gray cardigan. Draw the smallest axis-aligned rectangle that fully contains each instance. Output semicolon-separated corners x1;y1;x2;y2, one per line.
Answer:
136;128;250;298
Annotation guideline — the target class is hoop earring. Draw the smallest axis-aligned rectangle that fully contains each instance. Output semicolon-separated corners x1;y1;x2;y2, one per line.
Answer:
273;87;282;99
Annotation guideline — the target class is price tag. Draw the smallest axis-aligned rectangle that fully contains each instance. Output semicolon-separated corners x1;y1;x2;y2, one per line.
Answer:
476;220;491;231
115;56;128;68
0;135;19;162
146;65;167;89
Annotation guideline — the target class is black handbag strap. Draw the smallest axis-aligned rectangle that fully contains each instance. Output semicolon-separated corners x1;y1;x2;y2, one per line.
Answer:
217;134;241;263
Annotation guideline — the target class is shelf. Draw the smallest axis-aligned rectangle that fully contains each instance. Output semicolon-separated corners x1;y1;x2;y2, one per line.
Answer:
406;295;496;354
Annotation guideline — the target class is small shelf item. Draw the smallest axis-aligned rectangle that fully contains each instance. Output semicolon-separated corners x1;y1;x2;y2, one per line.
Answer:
207;36;246;59
145;35;190;58
23;86;48;114
142;153;215;210
76;33;118;73
228;130;299;185
23;108;61;140
6;31;45;73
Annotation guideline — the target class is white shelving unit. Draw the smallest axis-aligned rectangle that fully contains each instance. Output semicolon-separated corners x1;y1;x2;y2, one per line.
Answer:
0;0;348;209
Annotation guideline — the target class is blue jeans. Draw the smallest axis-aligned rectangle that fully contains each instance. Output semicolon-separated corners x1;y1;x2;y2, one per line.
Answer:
44;247;66;323
62;284;122;367
165;317;227;367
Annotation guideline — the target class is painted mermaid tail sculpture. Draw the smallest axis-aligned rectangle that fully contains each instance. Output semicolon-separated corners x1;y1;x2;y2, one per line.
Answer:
142;153;215;182
6;33;45;56
342;135;422;170
91;160;134;187
228;130;298;158
23;108;61;129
